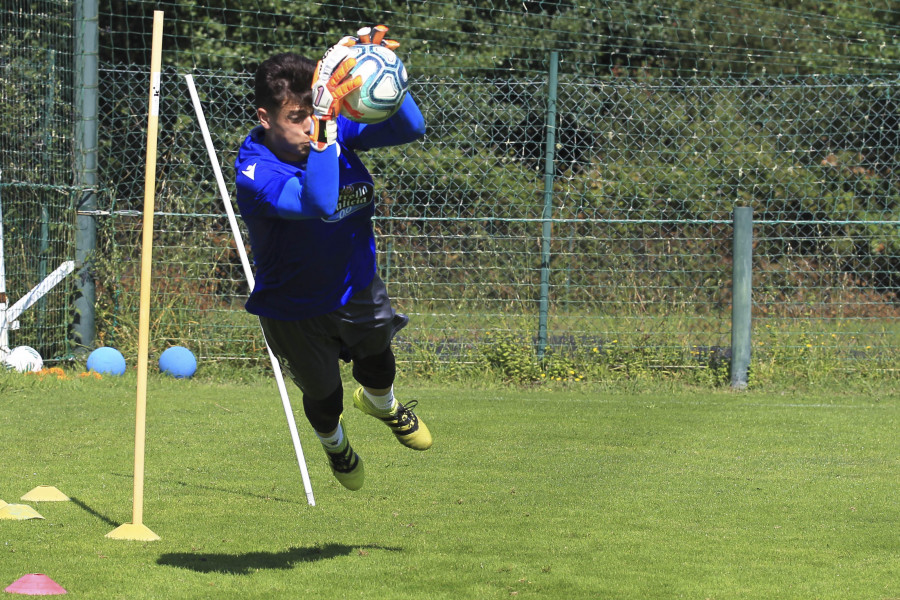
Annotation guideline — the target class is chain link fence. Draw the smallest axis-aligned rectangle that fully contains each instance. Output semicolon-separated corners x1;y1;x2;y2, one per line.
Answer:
0;0;77;361
2;1;898;380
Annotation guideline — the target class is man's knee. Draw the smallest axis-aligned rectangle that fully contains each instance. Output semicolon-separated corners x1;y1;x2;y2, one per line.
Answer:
303;384;344;433
352;347;396;389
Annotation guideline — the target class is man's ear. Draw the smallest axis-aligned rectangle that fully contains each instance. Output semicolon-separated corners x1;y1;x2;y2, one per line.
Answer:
257;106;271;130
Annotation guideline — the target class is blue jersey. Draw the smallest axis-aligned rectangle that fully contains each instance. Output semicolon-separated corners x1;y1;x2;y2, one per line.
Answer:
234;95;425;320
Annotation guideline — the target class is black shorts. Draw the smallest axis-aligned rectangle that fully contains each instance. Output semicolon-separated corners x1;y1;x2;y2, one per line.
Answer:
259;275;397;399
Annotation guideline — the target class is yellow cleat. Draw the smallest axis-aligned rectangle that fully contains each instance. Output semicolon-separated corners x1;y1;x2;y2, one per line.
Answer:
353;387;433;451
323;424;365;490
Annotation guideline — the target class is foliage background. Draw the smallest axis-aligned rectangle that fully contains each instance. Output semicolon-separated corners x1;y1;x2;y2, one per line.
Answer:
0;0;897;383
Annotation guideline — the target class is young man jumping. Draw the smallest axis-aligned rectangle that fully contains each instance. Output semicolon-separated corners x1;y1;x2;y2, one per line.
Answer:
234;25;431;491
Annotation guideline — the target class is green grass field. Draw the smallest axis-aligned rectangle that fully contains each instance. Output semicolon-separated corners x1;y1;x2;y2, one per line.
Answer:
1;371;897;599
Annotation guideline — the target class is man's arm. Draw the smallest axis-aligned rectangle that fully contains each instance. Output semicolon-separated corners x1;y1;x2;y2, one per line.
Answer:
269;148;340;219
341;94;426;151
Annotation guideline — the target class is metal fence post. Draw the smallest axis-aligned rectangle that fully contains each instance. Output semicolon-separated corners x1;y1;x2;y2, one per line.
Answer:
537;51;559;361
731;206;753;389
73;0;99;353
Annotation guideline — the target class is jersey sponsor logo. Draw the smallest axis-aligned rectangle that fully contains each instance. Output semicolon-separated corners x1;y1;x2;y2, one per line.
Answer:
322;182;374;222
241;162;257;180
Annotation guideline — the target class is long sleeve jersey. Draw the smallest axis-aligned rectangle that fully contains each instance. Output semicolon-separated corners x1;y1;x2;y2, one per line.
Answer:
234;94;425;320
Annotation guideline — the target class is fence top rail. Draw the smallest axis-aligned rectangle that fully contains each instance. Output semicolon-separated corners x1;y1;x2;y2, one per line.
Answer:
75;210;899;227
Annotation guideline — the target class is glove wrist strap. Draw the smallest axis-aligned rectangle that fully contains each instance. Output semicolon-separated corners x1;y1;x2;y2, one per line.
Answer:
309;117;337;152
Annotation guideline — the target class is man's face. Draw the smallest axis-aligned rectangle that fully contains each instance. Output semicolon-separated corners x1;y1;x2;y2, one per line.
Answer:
257;99;313;162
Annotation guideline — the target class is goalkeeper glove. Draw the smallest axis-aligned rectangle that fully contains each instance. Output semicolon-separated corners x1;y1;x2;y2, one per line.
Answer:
309;24;399;123
311;41;361;120
353;24;400;50
308;116;337;153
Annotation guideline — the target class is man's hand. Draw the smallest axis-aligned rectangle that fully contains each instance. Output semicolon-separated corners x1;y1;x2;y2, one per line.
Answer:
352;24;400;50
308;116;337;152
311;42;362;120
310;24;399;123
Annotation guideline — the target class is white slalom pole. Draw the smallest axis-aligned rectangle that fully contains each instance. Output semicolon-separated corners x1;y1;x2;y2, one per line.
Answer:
5;261;76;325
0;169;9;356
184;74;315;506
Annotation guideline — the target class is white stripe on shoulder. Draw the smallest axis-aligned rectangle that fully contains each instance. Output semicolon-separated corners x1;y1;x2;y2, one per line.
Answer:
241;162;257;180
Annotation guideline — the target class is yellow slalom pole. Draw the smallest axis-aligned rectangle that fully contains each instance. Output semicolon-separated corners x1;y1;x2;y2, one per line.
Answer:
107;10;164;542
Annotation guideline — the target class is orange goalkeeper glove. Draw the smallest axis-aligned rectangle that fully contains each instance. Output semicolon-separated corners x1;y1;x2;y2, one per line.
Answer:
308;116;338;152
311;41;362;120
352;24;400;50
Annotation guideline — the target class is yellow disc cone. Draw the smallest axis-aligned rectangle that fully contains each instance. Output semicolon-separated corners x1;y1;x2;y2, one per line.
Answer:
21;486;70;502
106;523;160;541
0;504;44;520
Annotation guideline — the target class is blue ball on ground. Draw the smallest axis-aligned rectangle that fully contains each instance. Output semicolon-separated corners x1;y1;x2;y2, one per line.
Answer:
86;347;126;376
159;346;197;378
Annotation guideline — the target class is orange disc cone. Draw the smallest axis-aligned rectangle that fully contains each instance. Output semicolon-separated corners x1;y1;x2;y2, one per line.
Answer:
5;574;67;595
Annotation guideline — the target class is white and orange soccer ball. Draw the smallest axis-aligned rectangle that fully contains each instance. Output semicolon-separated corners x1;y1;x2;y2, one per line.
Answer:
2;345;43;373
340;44;409;124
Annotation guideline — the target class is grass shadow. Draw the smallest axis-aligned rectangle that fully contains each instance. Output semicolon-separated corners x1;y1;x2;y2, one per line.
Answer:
157;544;402;574
68;496;120;527
110;472;307;506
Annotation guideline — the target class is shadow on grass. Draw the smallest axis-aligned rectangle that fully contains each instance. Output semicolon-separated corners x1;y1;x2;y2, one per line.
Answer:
110;472;308;506
157;544;402;574
69;496;120;527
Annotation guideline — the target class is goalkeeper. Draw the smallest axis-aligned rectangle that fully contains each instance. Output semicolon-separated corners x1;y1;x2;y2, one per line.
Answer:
234;25;430;492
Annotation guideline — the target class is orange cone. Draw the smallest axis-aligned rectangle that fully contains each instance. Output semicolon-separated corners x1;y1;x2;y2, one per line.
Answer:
4;574;67;595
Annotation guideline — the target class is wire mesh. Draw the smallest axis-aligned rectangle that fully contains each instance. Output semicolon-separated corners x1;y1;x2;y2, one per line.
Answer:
0;0;76;360
2;1;898;375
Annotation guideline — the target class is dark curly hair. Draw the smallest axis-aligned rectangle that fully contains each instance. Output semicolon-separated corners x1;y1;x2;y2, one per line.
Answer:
254;52;316;111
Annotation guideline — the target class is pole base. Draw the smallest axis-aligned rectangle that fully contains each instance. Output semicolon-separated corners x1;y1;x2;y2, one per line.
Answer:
106;522;160;541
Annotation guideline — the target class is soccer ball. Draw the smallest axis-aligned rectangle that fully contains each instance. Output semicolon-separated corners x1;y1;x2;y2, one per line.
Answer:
340;44;408;124
3;346;43;373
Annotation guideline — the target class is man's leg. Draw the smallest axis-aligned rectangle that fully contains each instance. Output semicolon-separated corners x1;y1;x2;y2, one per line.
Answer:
259;315;365;490
351;347;432;451
304;385;365;491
